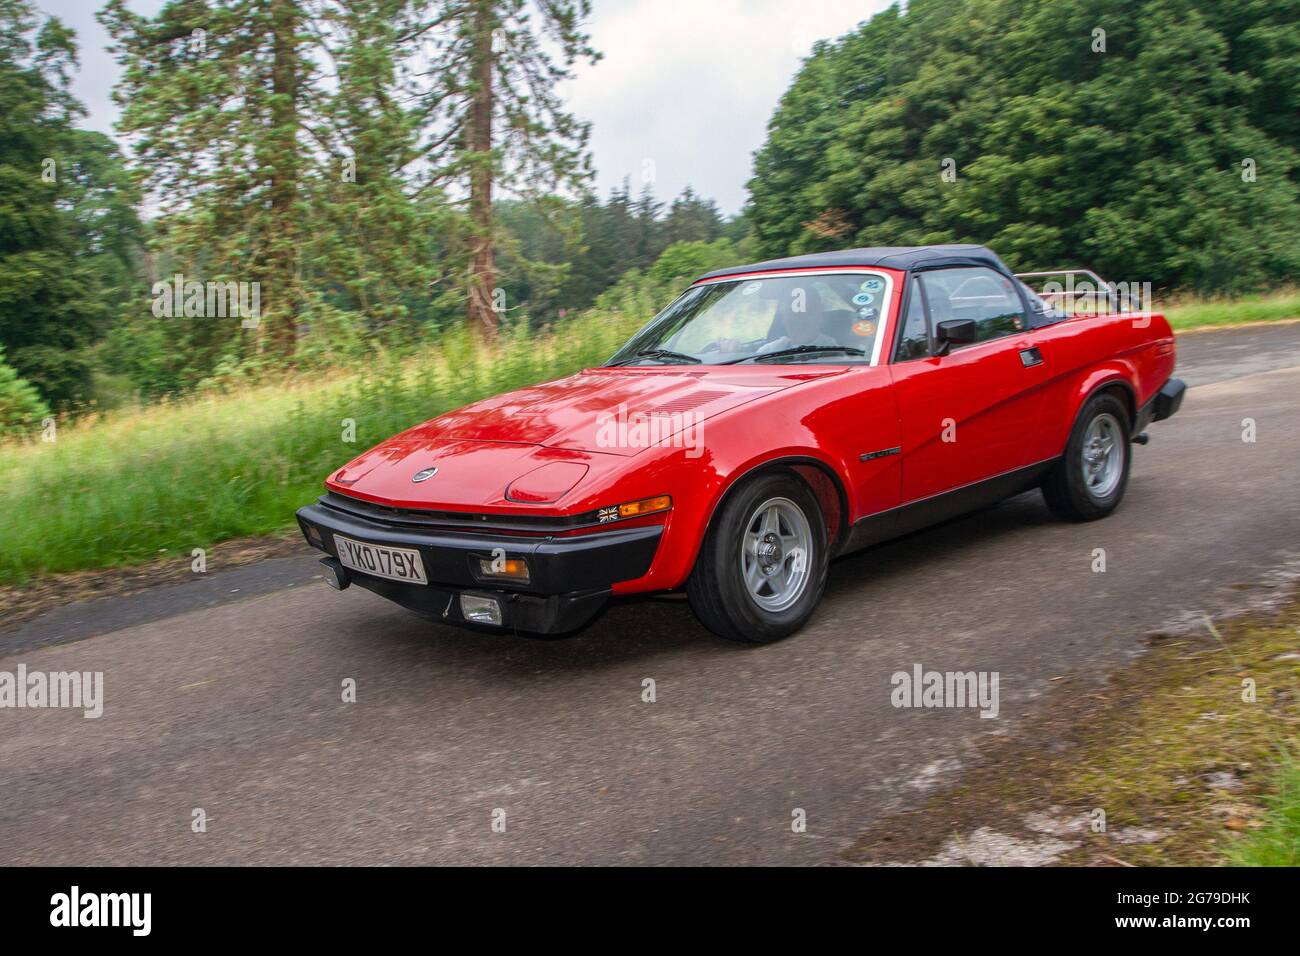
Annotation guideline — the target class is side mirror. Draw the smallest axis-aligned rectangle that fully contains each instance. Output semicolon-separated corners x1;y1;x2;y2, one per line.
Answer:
933;319;977;356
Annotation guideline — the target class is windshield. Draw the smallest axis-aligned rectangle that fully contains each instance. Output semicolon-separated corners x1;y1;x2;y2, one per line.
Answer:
605;271;892;366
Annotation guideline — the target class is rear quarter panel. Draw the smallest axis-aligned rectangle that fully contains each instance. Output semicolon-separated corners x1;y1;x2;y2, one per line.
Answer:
1023;311;1175;461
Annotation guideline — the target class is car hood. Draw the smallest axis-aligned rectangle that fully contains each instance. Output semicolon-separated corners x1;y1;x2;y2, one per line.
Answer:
394;366;842;456
325;366;842;509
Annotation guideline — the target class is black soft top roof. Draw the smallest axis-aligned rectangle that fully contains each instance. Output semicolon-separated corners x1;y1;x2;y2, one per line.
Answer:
697;244;1013;281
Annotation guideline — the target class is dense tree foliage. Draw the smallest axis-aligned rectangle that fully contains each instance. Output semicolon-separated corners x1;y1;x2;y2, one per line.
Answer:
99;0;464;374
498;181;734;318
3;0;730;402
749;0;1300;293
6;0;1294;414
0;0;139;407
403;0;599;334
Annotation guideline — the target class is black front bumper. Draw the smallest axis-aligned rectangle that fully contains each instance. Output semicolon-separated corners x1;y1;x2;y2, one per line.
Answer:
296;496;662;634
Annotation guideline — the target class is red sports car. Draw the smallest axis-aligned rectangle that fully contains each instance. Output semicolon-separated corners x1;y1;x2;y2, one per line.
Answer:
297;245;1184;643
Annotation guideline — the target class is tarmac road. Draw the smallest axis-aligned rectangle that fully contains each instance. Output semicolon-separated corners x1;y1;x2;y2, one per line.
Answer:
2;322;1299;865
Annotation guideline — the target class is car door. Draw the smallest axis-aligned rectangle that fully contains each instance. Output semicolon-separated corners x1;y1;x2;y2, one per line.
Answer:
889;267;1047;503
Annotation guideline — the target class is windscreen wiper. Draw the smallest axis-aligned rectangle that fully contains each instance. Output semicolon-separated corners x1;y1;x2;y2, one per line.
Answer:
610;349;702;366
725;345;866;364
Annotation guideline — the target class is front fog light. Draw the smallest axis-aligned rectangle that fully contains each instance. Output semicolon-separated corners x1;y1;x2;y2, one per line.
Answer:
475;556;530;583
460;594;503;626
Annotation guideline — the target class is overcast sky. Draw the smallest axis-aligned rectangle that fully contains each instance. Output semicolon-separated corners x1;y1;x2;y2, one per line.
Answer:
36;0;888;215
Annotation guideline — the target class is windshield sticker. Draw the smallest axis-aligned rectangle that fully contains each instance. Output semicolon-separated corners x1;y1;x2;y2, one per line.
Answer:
852;319;876;337
852;292;875;307
856;306;877;321
860;278;884;294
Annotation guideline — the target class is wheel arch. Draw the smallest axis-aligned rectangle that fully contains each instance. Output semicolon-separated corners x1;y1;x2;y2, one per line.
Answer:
700;454;851;562
1072;373;1138;436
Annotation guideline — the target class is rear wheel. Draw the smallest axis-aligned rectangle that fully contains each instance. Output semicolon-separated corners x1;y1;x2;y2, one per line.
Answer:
687;472;829;643
1041;391;1131;521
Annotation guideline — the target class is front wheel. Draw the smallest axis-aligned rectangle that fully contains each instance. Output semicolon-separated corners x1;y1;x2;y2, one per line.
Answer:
687;472;829;643
1041;391;1131;521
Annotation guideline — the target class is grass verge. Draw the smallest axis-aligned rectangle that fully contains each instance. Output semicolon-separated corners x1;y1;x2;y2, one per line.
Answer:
843;599;1300;866
1164;288;1300;331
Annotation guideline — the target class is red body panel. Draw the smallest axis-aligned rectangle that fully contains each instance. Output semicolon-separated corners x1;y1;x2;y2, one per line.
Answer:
397;367;817;455
890;311;1175;503
322;262;1175;598
1021;311;1175;461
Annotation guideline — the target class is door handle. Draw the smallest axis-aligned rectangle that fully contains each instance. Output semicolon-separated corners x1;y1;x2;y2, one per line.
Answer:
1019;347;1043;367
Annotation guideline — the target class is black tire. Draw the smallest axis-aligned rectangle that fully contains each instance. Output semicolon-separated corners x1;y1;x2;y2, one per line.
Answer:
1041;391;1132;521
687;471;829;644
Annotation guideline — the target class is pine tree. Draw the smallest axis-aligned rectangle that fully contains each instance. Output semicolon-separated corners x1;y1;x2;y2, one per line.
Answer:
100;0;311;357
307;0;465;343
663;187;725;246
100;0;463;374
405;0;599;335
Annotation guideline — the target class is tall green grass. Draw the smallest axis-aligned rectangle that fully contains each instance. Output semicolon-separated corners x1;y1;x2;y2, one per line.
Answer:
1229;750;1300;867
1164;288;1300;331
0;302;652;585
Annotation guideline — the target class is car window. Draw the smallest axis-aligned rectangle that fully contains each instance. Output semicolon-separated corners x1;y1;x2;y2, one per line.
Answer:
894;276;929;360
606;272;890;366
1016;279;1069;326
919;267;1025;345
673;293;773;351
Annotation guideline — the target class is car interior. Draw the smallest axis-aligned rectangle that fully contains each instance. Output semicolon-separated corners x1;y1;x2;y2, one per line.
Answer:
761;280;876;352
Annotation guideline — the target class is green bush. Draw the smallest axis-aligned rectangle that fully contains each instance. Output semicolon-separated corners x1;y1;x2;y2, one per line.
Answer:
0;345;51;438
648;238;739;285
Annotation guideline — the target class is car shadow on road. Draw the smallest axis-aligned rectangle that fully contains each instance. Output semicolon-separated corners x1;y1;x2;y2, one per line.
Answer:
825;489;1057;598
359;489;1060;677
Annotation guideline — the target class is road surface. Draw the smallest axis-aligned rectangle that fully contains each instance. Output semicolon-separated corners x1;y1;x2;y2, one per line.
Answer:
2;322;1299;865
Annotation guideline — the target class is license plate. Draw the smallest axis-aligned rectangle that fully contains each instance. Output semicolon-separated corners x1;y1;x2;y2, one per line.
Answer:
334;535;427;584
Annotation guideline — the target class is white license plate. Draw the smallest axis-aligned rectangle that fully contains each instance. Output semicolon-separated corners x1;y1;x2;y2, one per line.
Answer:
334;535;428;585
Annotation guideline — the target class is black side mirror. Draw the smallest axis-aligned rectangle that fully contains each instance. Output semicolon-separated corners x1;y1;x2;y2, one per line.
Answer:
933;319;977;356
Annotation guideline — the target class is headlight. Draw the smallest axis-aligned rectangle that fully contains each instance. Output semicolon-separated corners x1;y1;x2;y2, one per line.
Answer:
505;461;590;503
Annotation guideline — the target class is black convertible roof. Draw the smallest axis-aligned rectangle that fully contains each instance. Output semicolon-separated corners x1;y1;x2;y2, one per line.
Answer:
697;244;1013;281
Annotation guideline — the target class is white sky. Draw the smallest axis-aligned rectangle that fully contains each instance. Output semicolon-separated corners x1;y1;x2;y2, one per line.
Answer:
36;0;889;215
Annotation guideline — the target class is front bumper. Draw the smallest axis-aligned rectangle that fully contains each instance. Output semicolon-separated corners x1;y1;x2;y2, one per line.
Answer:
295;495;662;634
